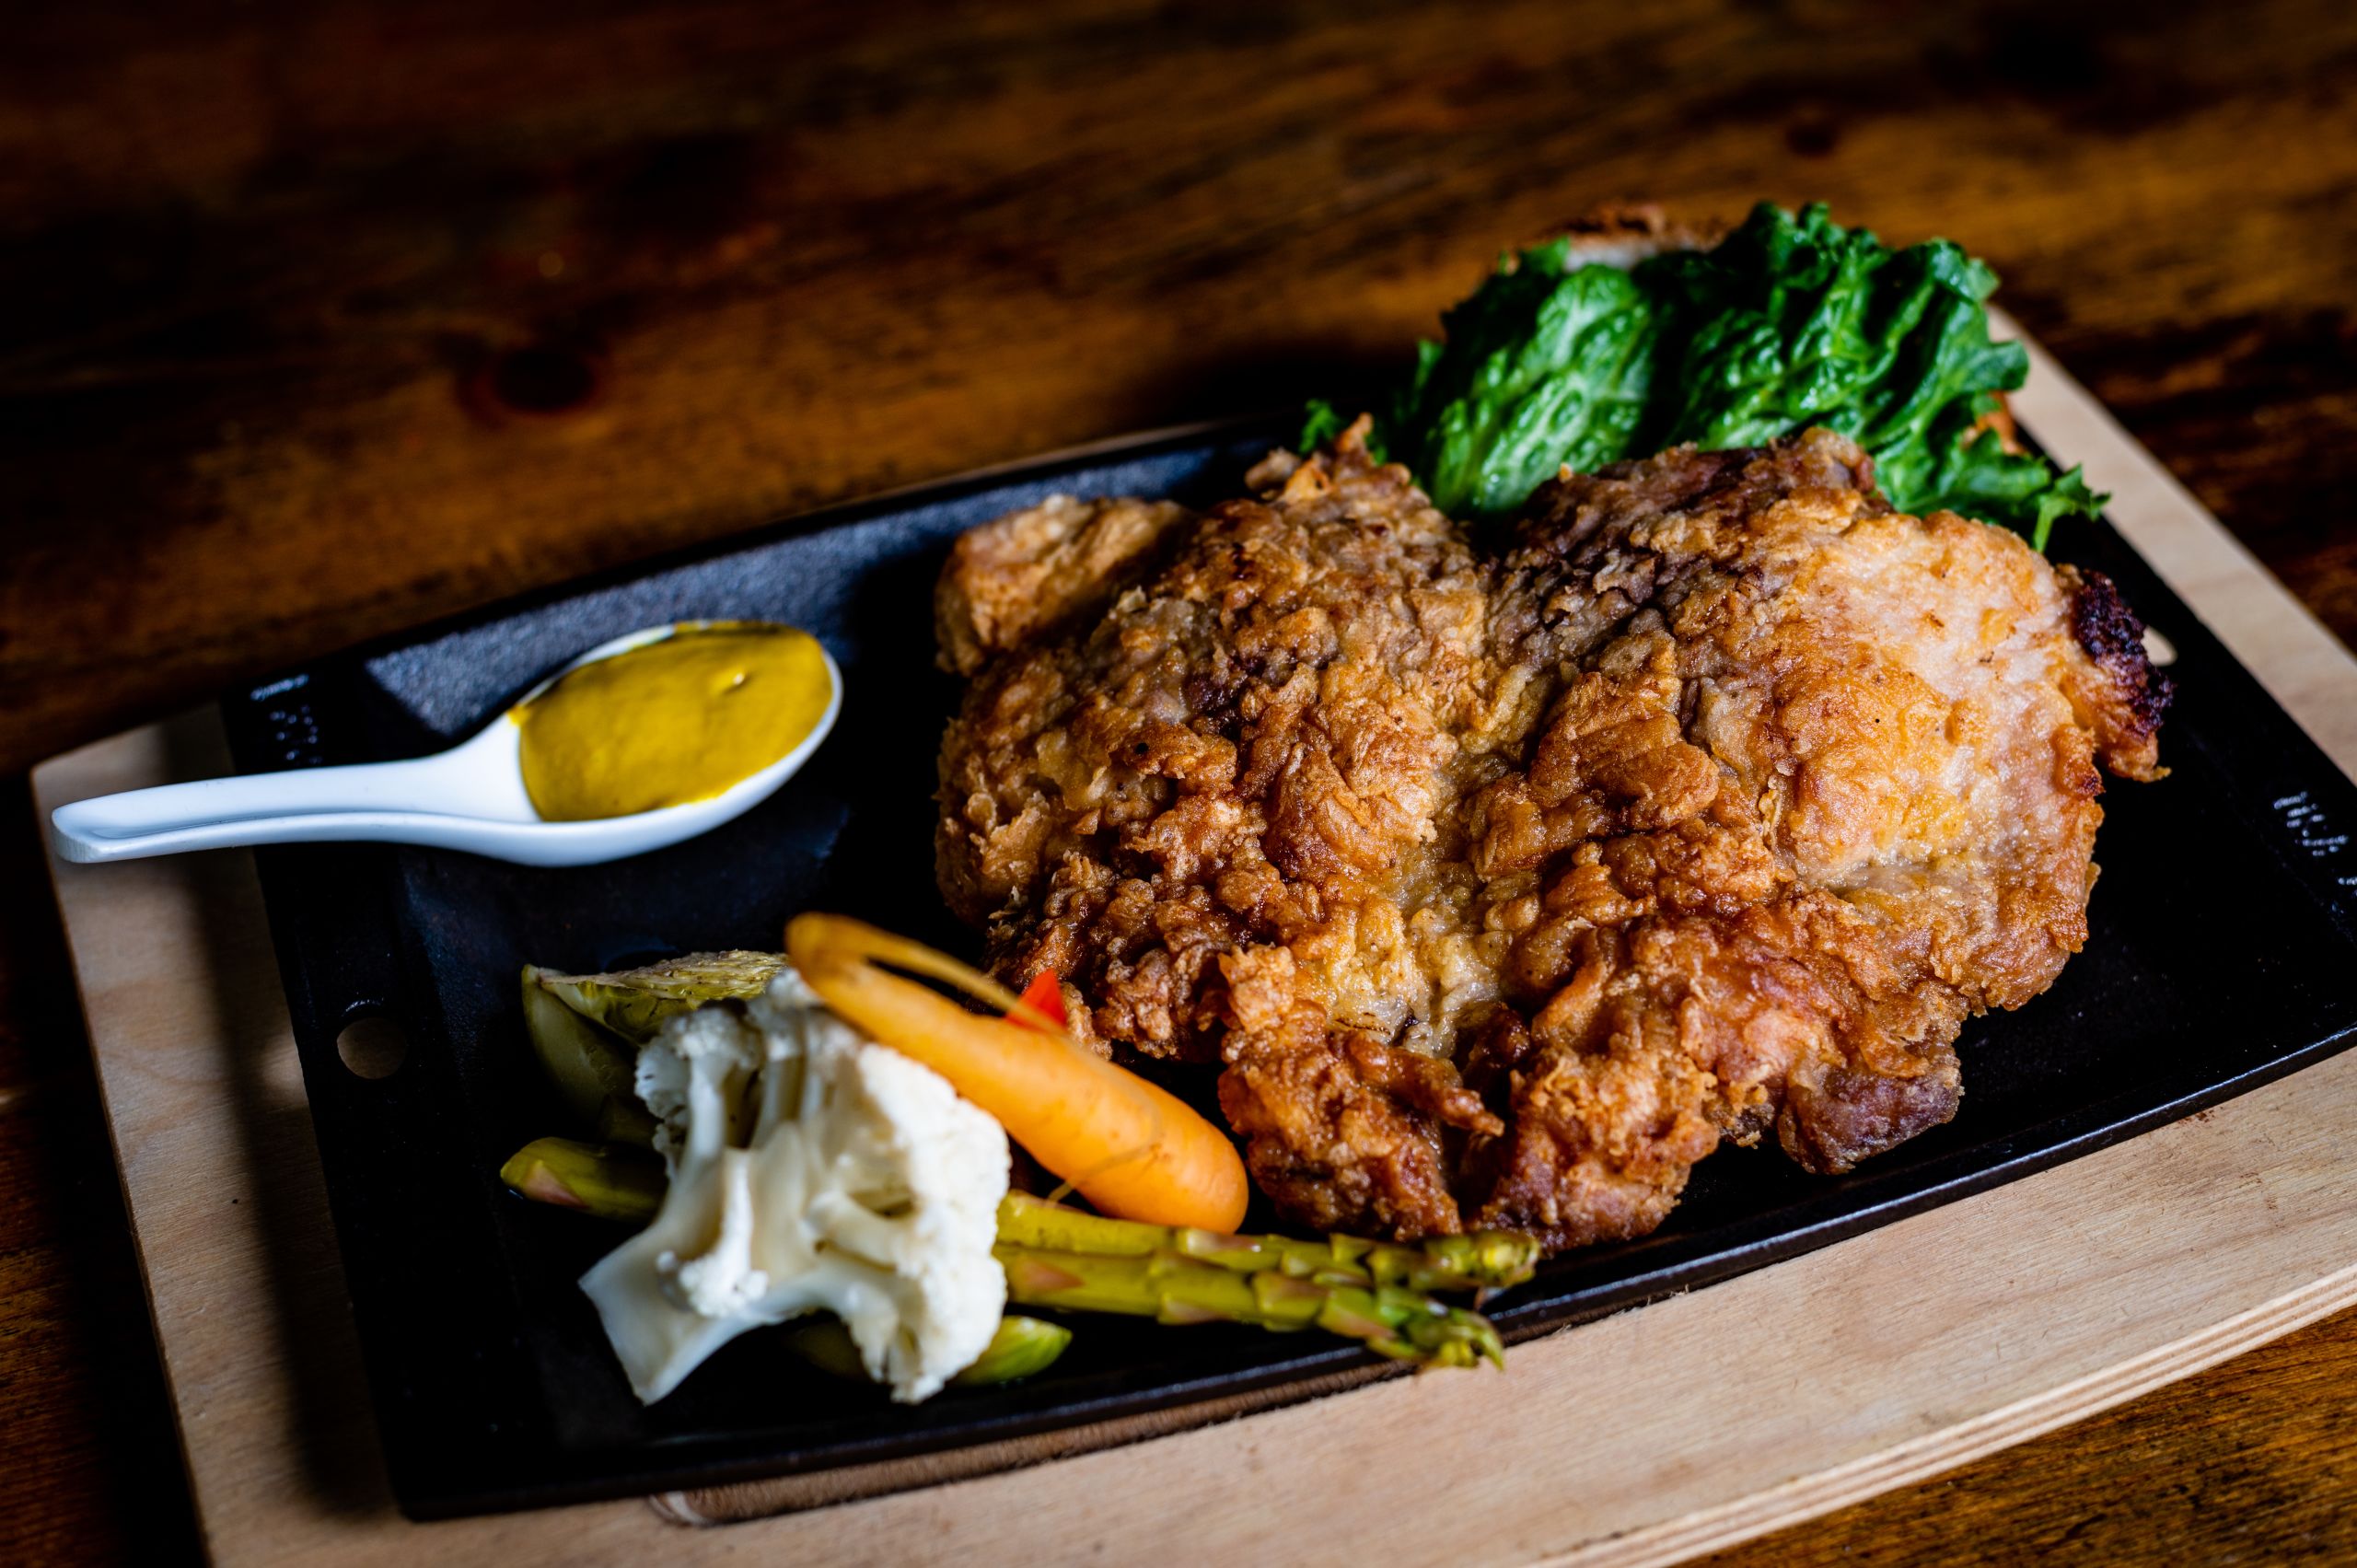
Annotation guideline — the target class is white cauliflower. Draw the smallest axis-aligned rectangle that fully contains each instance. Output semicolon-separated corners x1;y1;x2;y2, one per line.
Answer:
580;969;1008;1404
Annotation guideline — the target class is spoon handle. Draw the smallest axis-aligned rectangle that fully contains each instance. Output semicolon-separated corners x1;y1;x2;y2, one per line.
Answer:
49;747;521;863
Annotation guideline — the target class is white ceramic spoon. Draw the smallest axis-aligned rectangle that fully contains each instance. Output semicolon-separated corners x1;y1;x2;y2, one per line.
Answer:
48;623;842;867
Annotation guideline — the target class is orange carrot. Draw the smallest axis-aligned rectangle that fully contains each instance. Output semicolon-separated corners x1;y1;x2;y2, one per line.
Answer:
786;914;1248;1232
1013;970;1067;1030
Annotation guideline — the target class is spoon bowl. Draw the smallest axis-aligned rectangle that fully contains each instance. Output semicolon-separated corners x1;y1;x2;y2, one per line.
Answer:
49;622;842;866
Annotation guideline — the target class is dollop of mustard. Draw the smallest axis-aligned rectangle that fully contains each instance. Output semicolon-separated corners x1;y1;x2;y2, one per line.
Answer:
515;623;833;821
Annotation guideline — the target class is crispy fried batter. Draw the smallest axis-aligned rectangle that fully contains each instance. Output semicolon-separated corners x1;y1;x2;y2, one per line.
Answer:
935;423;2168;1249
935;494;1195;678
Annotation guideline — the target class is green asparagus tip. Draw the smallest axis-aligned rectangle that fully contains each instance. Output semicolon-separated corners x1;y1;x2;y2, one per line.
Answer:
954;1315;1074;1386
1399;1302;1508;1370
1397;1229;1541;1292
786;1314;1075;1388
500;1135;665;1224
991;1196;1524;1370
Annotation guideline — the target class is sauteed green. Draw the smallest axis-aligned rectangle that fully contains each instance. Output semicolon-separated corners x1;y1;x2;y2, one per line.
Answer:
1306;202;2102;548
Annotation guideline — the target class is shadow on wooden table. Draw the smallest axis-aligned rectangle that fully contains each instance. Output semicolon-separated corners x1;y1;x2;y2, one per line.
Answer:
159;712;395;1521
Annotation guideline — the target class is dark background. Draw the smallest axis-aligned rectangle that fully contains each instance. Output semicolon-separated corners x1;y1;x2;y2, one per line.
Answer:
3;1;2353;1561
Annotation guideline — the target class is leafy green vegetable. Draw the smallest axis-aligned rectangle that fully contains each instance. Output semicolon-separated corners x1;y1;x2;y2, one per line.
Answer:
1376;243;1657;519
1357;203;2102;547
1299;398;1351;454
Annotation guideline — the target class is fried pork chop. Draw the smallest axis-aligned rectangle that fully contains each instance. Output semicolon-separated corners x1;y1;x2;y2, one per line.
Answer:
935;423;2167;1249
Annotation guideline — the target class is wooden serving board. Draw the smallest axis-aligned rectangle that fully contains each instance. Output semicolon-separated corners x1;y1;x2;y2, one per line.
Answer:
36;327;2357;1567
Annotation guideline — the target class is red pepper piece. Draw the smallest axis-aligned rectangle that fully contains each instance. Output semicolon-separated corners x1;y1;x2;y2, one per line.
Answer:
1011;970;1068;1030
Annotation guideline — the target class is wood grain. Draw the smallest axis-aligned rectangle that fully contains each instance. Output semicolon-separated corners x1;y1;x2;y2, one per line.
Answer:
4;1;2356;1562
0;778;199;1567
3;0;2355;775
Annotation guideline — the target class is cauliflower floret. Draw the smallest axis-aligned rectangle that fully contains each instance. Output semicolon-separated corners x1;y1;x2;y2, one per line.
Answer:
581;969;1008;1403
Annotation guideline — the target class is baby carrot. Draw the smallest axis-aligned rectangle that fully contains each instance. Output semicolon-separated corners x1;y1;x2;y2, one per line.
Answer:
786;914;1248;1233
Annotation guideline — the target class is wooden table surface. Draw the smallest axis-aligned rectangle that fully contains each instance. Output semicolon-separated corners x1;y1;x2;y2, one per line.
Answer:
4;2;2353;1562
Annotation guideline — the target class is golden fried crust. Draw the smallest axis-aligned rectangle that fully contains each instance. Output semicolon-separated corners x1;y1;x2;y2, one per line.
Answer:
937;422;1499;1235
936;424;2169;1249
2056;563;2170;781
934;494;1195;677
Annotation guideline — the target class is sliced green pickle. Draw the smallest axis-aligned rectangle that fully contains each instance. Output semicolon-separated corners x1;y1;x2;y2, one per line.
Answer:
784;1315;1074;1388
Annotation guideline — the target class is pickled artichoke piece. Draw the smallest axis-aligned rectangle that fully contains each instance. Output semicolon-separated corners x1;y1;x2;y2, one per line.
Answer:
535;950;788;1044
522;970;646;1138
594;1096;663;1147
522;951;784;1144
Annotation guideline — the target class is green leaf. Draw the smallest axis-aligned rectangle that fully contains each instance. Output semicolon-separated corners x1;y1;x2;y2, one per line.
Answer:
1381;252;1657;517
1299;399;1347;452
1921;424;2107;550
1306;201;2096;547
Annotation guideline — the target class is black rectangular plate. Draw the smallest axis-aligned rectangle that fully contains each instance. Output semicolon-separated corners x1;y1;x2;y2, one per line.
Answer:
221;418;2357;1519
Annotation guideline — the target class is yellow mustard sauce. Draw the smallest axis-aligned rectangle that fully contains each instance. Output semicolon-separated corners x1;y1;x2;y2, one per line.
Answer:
515;623;833;821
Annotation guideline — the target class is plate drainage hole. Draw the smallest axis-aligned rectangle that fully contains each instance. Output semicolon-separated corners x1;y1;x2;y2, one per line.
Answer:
337;1016;409;1081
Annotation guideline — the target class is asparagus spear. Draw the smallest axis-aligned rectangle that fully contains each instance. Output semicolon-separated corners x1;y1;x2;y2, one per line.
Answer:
997;1192;1539;1295
500;1136;665;1223
504;1145;1524;1369
996;1243;1506;1368
785;1314;1074;1387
